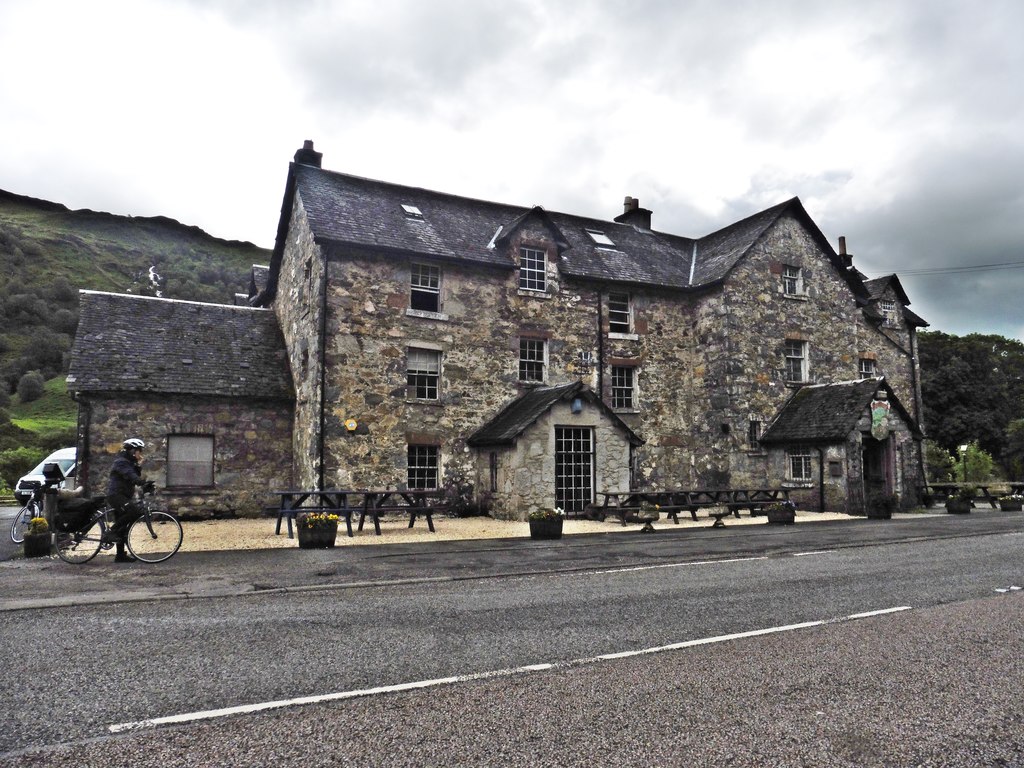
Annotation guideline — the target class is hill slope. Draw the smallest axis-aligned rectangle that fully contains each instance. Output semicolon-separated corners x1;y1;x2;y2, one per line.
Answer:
0;189;272;393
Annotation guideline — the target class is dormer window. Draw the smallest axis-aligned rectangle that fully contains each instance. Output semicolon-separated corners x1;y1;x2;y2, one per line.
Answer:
401;204;424;220
586;229;615;247
519;247;546;292
880;299;897;326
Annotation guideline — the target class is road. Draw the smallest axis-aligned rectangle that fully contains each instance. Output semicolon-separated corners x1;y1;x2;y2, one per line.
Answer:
1;523;1022;766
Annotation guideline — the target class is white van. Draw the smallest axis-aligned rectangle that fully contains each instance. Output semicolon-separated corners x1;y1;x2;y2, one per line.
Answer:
14;447;77;504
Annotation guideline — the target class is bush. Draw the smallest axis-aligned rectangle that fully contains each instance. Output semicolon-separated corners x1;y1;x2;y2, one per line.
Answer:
953;442;996;484
0;446;45;489
17;371;46;403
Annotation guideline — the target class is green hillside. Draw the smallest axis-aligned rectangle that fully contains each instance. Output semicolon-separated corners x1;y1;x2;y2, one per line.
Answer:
0;188;272;395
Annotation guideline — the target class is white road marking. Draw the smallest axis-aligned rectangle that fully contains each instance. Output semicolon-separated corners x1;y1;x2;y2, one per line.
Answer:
108;605;913;734
589;556;768;575
792;550;836;557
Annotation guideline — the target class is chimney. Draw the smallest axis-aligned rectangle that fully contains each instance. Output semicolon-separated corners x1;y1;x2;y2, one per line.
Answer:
614;195;653;230
294;139;323;168
838;235;854;269
838;236;847;255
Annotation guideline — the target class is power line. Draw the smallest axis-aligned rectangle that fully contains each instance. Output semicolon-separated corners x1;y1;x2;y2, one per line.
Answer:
865;259;1024;277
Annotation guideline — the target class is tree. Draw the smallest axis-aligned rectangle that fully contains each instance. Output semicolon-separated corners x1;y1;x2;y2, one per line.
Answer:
952;441;996;483
16;371;45;403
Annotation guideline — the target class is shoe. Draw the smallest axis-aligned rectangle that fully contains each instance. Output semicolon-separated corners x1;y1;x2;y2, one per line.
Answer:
114;552;136;563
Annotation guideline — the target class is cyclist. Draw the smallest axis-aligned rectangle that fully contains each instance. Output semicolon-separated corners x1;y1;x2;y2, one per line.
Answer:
105;438;153;562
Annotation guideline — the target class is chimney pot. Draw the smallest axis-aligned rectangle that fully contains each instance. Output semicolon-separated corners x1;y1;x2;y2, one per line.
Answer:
614;195;652;229
839;236;847;256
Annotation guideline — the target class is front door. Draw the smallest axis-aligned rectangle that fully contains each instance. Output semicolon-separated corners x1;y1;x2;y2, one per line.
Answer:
862;436;891;497
555;426;594;515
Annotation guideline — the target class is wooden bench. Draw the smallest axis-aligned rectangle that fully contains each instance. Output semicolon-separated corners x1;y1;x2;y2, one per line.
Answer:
594;488;792;530
356;489;449;535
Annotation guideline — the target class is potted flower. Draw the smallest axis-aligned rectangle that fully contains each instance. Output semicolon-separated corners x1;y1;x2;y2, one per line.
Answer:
296;511;340;549
765;500;797;525
24;516;51;558
997;494;1023;512
866;491;897;519
945;486;974;515
528;507;564;540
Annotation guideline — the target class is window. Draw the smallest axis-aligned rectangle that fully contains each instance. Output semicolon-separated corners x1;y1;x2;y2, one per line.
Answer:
410;264;440;312
880;299;897;326
782;264;802;295
555;427;594;514
859;358;876;378
401;203;423;219
788;447;814;481
748;420;761;450
407;445;439;489
407;347;441;400
519;338;546;382
166;435;214;488
608;292;632;334
611;366;636;409
519;247;546;291
489;452;498;493
784;340;808;383
585;228;615;247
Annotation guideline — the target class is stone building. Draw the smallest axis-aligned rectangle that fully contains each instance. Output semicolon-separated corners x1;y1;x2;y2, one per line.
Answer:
67;292;294;518
68;140;928;519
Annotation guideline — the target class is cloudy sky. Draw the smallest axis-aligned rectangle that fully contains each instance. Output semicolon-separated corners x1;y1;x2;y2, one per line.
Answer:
2;0;1022;339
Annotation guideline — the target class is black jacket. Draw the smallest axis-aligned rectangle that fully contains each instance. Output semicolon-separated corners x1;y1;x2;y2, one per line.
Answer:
106;450;144;505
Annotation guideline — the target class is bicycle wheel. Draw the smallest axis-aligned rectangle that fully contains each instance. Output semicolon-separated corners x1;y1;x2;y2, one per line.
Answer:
126;511;182;563
54;517;106;564
10;502;36;544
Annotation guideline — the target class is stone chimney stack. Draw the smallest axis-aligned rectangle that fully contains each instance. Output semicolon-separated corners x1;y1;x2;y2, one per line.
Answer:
837;236;854;269
614;195;653;230
294;139;323;168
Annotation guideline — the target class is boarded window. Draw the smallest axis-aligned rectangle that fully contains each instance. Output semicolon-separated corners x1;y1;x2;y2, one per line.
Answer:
167;435;214;488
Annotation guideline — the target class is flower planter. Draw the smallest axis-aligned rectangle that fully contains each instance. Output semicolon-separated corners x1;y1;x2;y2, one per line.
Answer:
297;523;339;549
998;501;1022;512
765;508;795;525
23;532;51;558
945;499;972;515
866;507;892;520
529;517;563;540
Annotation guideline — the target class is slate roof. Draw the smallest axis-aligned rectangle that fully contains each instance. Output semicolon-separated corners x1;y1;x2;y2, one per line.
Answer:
862;275;928;327
467;381;643;447
260;147;877;303
68;291;294;399
759;378;921;445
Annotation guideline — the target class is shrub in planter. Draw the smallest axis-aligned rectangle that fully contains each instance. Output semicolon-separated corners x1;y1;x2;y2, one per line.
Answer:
24;516;51;558
866;492;897;519
528;507;564;540
997;494;1023;512
764;501;796;525
945;486;975;515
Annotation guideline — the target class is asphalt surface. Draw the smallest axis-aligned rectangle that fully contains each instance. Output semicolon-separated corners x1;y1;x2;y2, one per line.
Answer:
2;508;1021;611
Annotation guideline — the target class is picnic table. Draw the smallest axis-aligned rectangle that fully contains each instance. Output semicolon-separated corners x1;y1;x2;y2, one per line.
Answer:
273;488;450;539
593;488;791;529
356;488;448;535
918;483;1000;508
273;489;357;539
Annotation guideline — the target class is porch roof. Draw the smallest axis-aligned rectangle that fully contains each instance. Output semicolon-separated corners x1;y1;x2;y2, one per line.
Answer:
759;378;922;445
467;381;643;447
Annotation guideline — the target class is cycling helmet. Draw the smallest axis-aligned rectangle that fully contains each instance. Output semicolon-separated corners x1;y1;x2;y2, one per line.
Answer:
122;438;146;451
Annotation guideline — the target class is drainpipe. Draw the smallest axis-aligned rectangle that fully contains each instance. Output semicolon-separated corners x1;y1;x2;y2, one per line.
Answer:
596;287;605;399
817;446;826;512
317;255;328;492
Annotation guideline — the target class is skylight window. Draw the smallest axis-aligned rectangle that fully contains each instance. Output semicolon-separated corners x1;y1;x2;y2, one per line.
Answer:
401;204;424;219
585;229;615;247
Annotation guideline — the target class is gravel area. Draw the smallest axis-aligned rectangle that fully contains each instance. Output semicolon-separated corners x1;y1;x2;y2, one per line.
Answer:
180;509;870;552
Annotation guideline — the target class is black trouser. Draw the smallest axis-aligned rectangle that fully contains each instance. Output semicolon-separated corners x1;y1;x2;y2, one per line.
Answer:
106;497;142;553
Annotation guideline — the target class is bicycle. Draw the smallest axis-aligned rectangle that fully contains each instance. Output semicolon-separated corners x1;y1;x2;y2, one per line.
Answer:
10;482;44;544
54;484;183;564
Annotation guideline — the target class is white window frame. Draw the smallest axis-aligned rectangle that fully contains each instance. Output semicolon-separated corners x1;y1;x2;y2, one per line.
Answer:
784;340;808;383
410;263;441;313
608;292;632;334
859;358;876;378
519;247;547;292
611;365;636;410
880;299;897;326
407;347;441;400
166;434;214;488
519;338;547;382
782;264;803;295
788;447;814;482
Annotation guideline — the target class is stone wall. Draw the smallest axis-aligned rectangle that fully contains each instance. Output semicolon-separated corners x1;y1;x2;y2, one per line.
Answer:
274;205;923;510
77;393;294;518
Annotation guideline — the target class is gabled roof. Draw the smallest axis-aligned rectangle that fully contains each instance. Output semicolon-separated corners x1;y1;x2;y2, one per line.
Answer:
759;378;921;445
467;381;643;447
863;274;911;305
68;291;294;400
260;144;878;303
